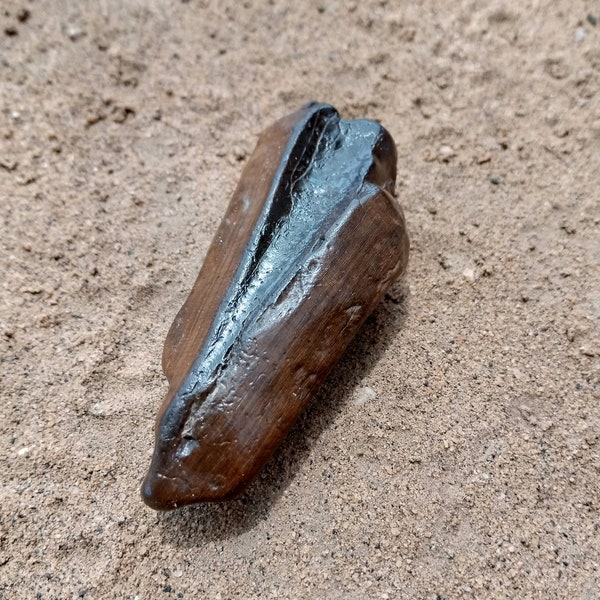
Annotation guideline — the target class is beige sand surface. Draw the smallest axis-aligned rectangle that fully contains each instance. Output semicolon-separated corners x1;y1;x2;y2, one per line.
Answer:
1;1;599;598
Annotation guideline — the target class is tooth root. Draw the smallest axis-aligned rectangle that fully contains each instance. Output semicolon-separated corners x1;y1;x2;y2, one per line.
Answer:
142;102;410;510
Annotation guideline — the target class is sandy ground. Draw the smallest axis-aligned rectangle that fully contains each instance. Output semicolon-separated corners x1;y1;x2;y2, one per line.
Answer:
1;0;599;598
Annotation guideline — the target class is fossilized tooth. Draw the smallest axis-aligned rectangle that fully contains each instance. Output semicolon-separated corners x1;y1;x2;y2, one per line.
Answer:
141;102;409;510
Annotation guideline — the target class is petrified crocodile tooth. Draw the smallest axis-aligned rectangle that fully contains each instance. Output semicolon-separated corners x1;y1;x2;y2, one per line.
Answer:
141;102;409;510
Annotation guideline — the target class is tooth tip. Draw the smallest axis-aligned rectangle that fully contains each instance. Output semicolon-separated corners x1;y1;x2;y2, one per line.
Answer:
141;466;190;510
141;471;171;510
141;457;243;509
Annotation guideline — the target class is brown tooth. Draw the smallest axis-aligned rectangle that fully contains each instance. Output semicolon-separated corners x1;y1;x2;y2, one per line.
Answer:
142;102;409;510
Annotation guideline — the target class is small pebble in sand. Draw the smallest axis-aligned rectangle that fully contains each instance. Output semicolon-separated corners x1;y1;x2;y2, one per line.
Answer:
355;386;377;406
65;24;85;41
463;268;476;282
17;8;30;22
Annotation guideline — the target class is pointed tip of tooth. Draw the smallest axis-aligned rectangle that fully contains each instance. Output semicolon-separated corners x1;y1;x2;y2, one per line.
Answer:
141;461;244;510
141;470;178;511
141;466;199;510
